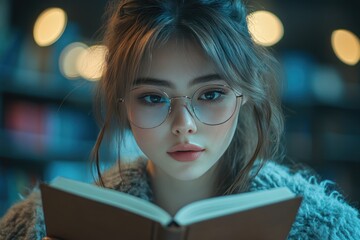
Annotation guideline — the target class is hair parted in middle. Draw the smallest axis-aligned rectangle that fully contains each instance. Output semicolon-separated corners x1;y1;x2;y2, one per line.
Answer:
92;0;284;194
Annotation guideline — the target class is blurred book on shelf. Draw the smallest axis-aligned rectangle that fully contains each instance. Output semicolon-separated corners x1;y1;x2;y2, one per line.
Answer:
1;99;97;161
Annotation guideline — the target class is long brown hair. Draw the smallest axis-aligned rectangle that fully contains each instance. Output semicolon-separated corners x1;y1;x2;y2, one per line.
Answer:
92;0;284;194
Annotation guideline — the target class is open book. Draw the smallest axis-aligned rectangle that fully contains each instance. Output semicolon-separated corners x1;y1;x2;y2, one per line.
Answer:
40;177;302;240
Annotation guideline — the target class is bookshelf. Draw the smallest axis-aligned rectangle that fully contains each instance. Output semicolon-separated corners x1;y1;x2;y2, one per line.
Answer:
0;67;99;216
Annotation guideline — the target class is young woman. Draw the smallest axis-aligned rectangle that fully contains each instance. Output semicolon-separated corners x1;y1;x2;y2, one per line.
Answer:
1;0;359;239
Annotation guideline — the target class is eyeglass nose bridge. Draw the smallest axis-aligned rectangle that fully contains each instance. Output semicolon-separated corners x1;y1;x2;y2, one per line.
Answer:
168;95;196;118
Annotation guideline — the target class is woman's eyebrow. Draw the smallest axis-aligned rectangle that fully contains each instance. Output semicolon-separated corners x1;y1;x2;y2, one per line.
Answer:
134;78;174;87
134;74;222;87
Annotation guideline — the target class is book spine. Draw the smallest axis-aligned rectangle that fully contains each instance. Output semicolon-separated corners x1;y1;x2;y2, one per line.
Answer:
152;222;187;240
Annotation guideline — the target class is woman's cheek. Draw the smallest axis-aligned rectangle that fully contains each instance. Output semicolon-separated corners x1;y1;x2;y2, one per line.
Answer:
131;127;168;154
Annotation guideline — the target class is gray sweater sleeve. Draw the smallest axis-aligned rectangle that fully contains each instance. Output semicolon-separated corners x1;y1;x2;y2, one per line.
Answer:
0;190;46;240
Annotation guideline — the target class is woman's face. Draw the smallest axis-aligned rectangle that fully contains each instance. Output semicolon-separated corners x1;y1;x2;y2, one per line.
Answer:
129;38;242;181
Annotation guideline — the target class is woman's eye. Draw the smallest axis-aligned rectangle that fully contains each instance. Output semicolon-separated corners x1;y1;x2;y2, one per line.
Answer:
141;94;166;104
199;91;224;101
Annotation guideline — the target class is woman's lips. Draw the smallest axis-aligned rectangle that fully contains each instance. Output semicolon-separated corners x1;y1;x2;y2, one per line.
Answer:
167;151;204;162
167;144;205;162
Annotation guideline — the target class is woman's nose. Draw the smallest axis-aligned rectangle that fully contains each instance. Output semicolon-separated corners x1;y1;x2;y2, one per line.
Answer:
170;101;197;135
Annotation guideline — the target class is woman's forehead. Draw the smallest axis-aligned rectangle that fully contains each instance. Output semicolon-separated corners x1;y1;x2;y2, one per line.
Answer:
138;38;218;86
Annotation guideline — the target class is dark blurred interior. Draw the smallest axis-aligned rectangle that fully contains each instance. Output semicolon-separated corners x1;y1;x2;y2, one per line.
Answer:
0;0;359;216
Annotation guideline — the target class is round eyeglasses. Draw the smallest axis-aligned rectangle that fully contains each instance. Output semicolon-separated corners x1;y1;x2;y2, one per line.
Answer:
118;84;243;129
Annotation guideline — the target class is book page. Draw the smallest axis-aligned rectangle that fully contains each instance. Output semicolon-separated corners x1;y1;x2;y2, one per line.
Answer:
174;187;296;225
49;177;172;226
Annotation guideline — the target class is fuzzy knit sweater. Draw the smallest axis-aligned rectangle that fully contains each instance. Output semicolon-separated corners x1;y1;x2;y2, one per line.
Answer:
0;159;359;240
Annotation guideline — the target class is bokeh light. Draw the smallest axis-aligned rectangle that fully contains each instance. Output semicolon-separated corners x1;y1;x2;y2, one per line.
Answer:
33;8;67;47
311;66;344;103
59;42;88;79
76;45;107;81
247;10;284;47
331;29;360;66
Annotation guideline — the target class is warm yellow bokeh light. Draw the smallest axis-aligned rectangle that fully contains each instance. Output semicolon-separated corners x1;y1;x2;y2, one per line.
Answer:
331;29;360;66
76;45;108;81
33;8;67;47
247;11;284;47
59;42;88;79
